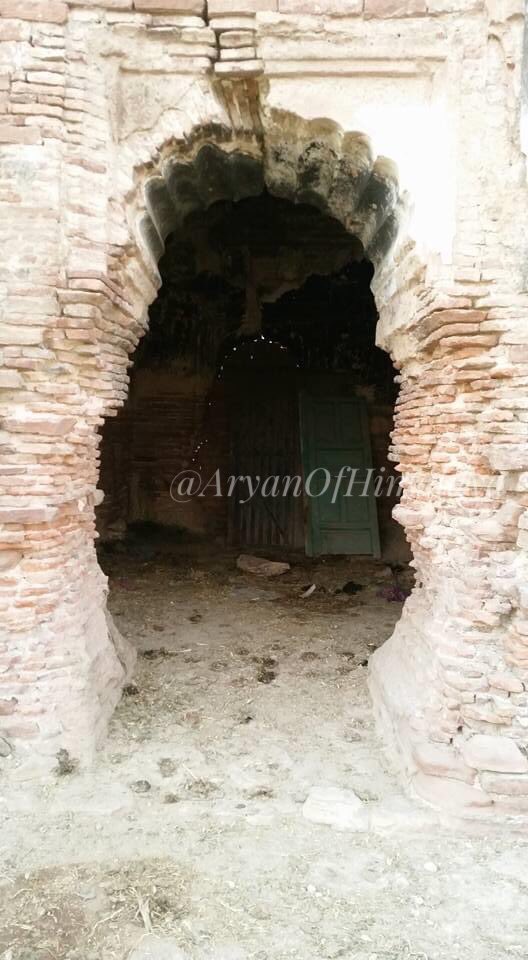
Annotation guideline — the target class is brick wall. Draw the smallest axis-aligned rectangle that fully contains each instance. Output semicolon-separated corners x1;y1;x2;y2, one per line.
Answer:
97;370;230;538
1;0;528;814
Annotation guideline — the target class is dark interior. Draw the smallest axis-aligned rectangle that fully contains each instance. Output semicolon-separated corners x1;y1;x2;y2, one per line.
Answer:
97;191;408;563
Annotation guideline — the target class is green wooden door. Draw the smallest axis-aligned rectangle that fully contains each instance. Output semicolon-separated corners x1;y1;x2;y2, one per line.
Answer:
300;394;381;557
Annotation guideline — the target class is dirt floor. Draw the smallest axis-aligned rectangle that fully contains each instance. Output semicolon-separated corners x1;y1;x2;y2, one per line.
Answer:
2;538;528;960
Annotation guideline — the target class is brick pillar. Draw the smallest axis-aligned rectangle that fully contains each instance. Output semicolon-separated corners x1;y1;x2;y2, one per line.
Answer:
370;271;528;814
0;3;136;777
367;7;528;813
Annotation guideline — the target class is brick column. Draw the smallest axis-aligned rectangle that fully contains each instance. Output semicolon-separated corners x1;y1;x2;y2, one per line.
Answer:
370;264;528;814
0;2;136;777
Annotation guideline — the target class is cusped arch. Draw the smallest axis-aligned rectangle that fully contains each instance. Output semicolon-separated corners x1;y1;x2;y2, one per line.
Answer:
134;111;408;284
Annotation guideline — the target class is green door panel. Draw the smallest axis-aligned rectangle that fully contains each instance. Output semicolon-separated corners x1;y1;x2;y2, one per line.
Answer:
300;393;381;558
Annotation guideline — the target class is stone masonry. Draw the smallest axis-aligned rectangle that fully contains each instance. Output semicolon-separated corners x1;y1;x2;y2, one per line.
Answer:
0;0;527;815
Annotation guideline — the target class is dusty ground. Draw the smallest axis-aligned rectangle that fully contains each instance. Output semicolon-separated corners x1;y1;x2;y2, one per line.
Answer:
2;539;528;960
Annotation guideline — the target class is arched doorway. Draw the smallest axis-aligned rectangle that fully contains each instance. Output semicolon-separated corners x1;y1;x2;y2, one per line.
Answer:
93;175;412;832
4;105;526;816
97;186;405;566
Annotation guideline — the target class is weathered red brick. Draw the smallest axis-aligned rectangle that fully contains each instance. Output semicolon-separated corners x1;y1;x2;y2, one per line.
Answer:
461;735;528;774
413;772;493;810
0;698;17;716
0;370;23;388
481;774;528;797
412;741;476;783
0;18;30;37
0;506;58;523
1;416;75;435
0;124;42;144
208;0;276;11
0;0;67;22
215;58;263;75
364;0;426;14
133;0;204;12
279;0;361;11
75;0;131;8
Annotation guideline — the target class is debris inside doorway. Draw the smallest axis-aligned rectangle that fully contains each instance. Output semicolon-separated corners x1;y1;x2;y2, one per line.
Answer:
236;554;291;577
300;583;317;598
378;584;412;603
302;784;368;831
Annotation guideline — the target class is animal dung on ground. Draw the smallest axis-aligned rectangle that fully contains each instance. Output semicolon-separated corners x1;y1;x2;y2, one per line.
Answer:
158;757;177;778
55;748;78;777
339;581;364;595
130;779;152;794
256;660;277;683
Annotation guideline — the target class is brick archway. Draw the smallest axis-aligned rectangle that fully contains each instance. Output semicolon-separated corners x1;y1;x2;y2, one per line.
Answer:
2;75;528;814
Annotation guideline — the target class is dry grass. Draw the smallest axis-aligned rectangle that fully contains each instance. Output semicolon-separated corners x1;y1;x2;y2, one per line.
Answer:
0;860;190;960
